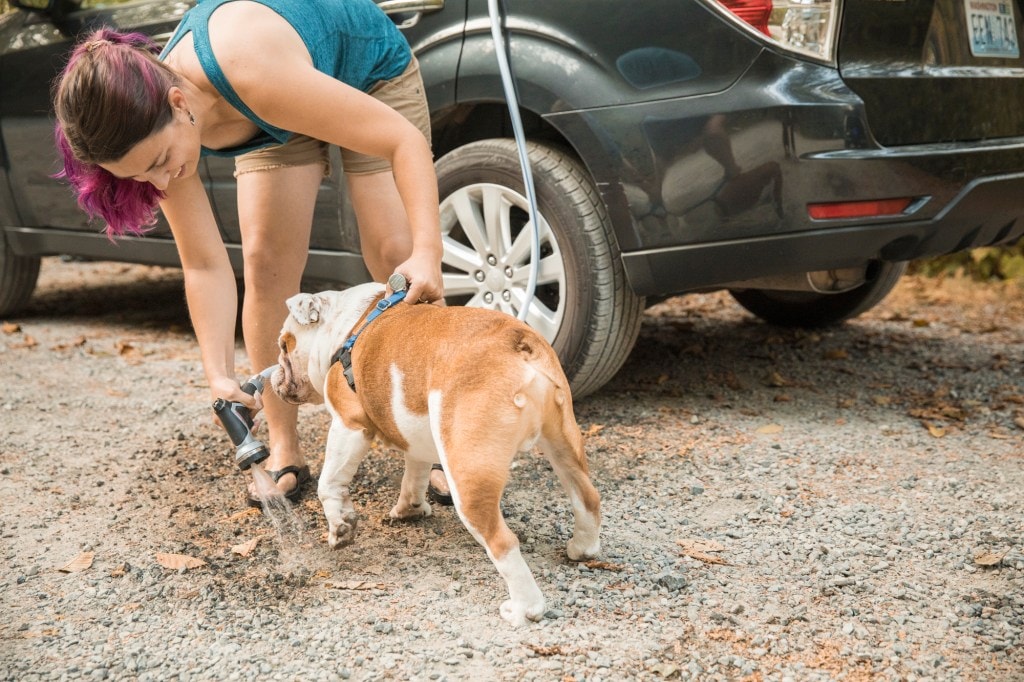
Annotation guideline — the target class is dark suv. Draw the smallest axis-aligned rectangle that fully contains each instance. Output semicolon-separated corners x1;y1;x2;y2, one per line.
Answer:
3;0;1024;396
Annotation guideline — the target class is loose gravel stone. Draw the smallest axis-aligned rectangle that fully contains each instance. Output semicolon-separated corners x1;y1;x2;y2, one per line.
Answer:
1;261;1022;681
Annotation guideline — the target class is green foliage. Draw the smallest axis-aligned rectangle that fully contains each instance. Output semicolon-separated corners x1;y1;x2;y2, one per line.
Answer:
913;242;1024;281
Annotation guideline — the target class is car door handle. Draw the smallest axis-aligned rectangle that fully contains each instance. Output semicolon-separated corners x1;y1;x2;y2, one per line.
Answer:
376;0;444;29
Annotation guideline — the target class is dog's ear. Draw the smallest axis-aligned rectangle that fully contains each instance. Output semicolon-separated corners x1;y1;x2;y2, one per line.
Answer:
286;293;329;326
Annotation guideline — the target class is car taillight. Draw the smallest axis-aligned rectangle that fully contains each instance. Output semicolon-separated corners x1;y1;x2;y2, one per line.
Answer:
709;0;840;63
719;0;772;35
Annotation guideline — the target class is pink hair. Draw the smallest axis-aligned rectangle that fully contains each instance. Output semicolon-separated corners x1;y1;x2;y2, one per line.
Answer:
53;28;177;238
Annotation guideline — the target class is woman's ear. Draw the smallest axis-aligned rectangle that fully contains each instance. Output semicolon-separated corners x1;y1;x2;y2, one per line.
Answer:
166;86;190;119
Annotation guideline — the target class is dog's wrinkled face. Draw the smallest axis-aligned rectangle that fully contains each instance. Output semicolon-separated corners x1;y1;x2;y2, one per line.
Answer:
270;285;386;407
271;293;330;406
273;328;320;405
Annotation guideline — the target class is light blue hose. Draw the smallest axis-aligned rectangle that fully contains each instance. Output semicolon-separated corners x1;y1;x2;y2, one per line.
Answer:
487;0;540;321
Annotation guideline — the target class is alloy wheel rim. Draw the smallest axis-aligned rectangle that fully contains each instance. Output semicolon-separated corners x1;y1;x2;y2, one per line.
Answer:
439;182;565;342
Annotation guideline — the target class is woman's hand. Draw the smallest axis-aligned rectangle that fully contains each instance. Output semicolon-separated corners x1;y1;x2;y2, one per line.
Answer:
394;248;444;305
209;375;264;414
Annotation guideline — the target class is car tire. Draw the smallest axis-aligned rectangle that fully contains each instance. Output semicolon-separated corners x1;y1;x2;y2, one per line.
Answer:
0;231;40;316
435;139;644;398
729;261;908;327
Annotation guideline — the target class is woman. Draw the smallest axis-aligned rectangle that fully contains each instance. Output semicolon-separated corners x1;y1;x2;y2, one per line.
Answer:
54;0;447;505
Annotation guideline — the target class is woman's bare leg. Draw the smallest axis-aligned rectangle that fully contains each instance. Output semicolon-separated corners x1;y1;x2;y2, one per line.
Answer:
237;162;323;496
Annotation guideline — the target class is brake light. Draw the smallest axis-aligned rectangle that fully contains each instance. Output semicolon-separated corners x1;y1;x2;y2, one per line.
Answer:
718;0;772;35
708;0;840;62
807;198;914;220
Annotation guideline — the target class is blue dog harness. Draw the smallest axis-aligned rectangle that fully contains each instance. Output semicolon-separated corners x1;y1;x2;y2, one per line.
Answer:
330;289;407;391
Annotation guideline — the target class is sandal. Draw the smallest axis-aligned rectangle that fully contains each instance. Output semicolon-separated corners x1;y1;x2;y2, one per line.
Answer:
427;463;454;506
246;465;311;508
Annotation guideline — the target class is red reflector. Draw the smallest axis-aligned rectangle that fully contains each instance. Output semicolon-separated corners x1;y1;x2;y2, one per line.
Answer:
807;198;914;220
718;0;772;35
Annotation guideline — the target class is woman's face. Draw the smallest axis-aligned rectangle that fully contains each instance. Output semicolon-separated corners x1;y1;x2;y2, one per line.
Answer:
100;112;199;190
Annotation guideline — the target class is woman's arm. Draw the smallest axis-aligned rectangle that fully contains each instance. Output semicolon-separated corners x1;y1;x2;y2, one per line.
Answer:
208;4;443;302
159;173;250;404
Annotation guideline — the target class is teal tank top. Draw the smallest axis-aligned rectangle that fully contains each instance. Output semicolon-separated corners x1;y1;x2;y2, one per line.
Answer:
160;0;412;157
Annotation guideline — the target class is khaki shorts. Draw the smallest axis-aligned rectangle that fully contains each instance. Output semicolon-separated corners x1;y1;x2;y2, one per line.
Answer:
234;57;431;177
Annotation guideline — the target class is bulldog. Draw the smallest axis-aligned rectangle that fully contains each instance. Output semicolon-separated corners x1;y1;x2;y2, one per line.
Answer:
270;283;602;626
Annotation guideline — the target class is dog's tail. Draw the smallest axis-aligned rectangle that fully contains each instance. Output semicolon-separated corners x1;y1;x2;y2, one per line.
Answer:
510;329;587;470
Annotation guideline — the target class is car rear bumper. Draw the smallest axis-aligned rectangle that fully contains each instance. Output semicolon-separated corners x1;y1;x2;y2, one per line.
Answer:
621;169;1024;296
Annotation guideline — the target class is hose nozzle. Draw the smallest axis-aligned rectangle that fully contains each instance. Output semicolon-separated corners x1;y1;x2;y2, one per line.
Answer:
213;367;278;470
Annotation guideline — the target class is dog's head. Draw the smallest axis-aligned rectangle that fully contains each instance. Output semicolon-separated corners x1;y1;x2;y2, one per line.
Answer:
271;284;385;405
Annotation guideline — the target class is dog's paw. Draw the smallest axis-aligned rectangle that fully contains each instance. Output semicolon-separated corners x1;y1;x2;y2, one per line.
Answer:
327;512;359;549
389;500;433;521
567;536;601;561
500;598;546;627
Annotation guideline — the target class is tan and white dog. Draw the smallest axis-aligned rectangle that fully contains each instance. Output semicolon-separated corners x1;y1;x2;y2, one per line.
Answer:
270;283;602;626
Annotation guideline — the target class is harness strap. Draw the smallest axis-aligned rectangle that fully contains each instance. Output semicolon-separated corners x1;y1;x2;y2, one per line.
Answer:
330;290;407;391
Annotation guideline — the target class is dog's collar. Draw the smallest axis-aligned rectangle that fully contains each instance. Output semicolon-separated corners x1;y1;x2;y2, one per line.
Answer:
330;289;406;391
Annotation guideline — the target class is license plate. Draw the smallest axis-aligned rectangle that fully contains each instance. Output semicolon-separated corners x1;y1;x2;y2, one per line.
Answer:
965;0;1020;58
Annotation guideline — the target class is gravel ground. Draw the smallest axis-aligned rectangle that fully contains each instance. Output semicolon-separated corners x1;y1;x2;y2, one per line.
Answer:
1;257;1022;681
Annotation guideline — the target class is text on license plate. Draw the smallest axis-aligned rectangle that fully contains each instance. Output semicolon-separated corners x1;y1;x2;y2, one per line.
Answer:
964;0;1020;58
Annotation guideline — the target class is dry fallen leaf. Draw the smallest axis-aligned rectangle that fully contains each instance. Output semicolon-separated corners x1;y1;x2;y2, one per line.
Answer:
323;580;388;591
682;551;730;566
58;552;95;573
584;423;605;437
677;538;731;565
526;644;567;657
11;335;38;349
231;538;259;557
924;421;947;438
116;340;135;356
974;551;1007;567
224;508;260;522
677;538;725;553
824;349;849;360
110;564;127;578
584;559;625;572
756;424;784;435
51;336;87;351
2;322;21;334
154;553;206;570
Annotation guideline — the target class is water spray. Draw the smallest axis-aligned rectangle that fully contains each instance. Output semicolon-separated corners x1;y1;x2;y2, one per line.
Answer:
212;366;277;471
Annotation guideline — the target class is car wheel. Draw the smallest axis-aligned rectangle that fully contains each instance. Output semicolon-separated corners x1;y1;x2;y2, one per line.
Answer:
0;231;40;316
435;139;644;398
729;261;908;327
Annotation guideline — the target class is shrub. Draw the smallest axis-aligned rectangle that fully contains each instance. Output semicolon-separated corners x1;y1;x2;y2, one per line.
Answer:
913;242;1024;281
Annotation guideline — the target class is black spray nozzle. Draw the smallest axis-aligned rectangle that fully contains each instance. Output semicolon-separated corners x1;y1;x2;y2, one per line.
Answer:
212;367;277;471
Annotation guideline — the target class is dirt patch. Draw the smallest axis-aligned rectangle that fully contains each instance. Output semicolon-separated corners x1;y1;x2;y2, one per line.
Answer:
2;257;1021;681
